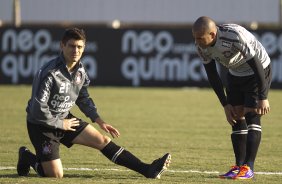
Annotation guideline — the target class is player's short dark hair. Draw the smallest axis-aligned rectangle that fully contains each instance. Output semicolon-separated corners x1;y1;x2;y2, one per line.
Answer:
61;28;86;45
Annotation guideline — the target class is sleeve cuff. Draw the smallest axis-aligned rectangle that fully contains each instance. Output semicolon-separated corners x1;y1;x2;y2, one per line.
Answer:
258;94;267;100
89;112;100;123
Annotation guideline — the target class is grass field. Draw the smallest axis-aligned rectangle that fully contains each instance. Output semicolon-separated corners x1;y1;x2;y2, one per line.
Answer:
0;85;282;184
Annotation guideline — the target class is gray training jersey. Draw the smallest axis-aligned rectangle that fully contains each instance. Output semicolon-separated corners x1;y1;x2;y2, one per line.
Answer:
196;24;271;76
26;54;99;129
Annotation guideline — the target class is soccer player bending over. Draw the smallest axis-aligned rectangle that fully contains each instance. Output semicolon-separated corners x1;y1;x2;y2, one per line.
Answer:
17;28;171;179
192;16;272;179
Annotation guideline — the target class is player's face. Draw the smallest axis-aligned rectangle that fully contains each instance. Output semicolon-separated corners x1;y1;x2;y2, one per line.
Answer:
61;39;85;64
193;31;215;49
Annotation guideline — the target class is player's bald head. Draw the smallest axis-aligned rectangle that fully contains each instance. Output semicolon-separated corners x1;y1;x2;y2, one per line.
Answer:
192;16;217;35
192;16;217;48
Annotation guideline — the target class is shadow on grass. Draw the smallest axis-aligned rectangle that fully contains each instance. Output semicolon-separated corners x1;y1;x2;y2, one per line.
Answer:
0;173;142;180
0;173;38;178
63;173;142;179
206;175;220;179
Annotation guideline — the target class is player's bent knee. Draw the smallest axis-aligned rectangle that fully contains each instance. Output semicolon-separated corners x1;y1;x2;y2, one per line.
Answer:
232;120;247;131
235;112;244;118
41;159;64;178
244;107;257;115
44;169;64;178
49;172;63;178
96;135;111;150
233;106;244;117
245;112;261;125
101;135;111;147
104;135;111;143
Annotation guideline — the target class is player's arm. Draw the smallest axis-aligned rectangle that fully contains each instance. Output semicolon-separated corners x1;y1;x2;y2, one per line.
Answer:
76;85;100;122
196;46;227;105
75;72;100;122
246;58;267;100
203;60;227;107
76;78;120;137
246;58;270;115
204;61;237;125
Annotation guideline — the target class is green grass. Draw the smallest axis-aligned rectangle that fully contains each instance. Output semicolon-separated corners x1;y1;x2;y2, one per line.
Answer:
0;85;282;184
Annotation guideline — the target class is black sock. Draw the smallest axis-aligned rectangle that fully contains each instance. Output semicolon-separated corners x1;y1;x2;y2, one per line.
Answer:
23;150;37;168
245;130;261;170
231;120;247;166
24;150;45;177
245;112;262;171
101;141;149;175
34;162;45;177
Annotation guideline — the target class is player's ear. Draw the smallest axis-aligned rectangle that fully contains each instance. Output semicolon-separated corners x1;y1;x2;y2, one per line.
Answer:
210;31;216;39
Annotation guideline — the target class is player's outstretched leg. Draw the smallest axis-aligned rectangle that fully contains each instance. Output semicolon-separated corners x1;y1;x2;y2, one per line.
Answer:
101;141;171;179
145;153;171;179
17;146;31;176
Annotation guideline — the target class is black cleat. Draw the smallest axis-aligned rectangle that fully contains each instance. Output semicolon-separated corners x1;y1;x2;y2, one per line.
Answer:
17;146;30;176
145;153;171;179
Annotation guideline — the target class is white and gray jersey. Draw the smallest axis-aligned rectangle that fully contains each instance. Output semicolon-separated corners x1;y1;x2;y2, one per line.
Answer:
196;24;271;76
26;54;99;129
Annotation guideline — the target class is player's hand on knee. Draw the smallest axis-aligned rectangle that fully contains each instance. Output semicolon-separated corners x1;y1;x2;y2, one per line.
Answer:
63;118;80;131
256;99;270;115
224;104;237;126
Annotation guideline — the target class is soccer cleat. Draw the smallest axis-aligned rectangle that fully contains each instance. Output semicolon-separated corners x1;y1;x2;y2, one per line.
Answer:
145;153;171;179
232;165;254;179
219;165;240;179
17;146;31;176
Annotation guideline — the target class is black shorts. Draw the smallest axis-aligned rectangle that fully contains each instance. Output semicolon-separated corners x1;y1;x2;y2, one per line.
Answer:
27;113;89;162
226;64;272;108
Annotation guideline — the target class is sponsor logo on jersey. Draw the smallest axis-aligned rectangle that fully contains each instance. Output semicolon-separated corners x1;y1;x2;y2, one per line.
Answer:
41;90;49;102
50;94;75;112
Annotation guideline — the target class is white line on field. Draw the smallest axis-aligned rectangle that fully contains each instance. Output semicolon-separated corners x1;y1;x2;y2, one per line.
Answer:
1;166;282;175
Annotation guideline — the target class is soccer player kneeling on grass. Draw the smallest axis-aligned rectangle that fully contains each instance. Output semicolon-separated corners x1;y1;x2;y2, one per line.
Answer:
17;28;171;179
192;16;272;180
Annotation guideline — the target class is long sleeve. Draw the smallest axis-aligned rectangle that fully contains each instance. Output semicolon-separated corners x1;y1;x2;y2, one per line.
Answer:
247;58;268;100
204;61;228;106
75;76;100;122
